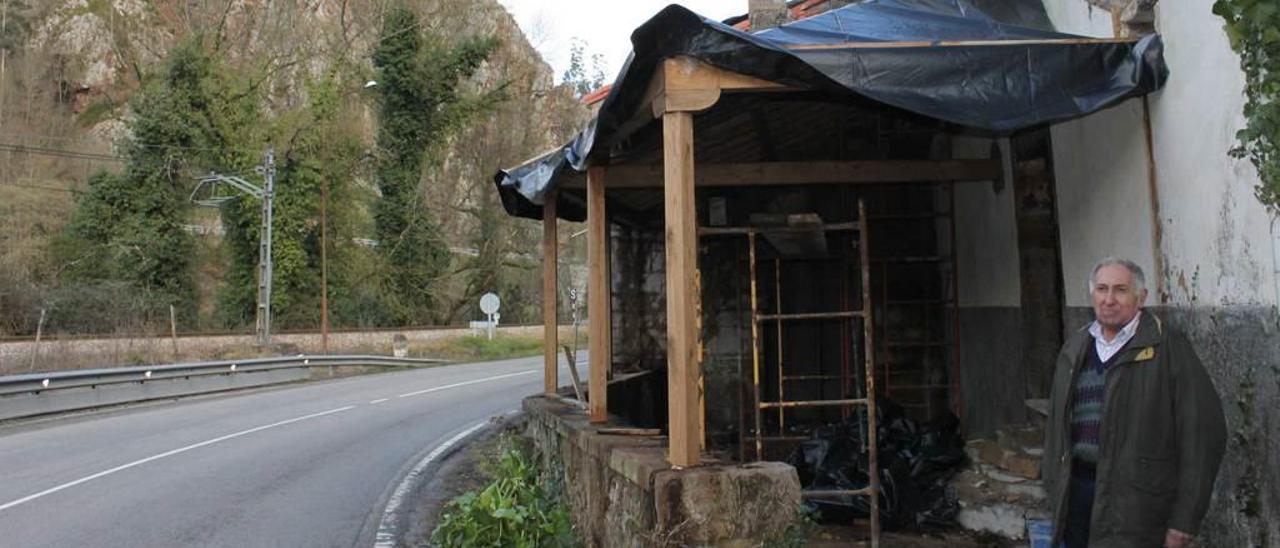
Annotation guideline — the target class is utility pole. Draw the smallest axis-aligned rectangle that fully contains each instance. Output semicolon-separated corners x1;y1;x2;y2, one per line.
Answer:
190;148;276;347
320;174;329;354
256;149;275;347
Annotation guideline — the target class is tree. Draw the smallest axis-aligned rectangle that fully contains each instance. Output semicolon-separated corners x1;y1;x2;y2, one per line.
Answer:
49;37;268;334
54;38;253;328
561;38;607;98
371;4;502;324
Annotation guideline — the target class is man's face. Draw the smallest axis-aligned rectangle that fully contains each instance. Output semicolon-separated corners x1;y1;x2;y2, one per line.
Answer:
1090;264;1147;330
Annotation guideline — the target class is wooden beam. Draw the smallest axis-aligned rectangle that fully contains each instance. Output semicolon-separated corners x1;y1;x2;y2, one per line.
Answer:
663;110;702;467
784;37;1138;51
644;56;795;118
564;159;1002;189
542;192;558;395
587;167;611;423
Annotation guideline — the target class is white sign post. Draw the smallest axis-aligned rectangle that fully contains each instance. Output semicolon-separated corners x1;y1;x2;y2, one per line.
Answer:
479;292;501;340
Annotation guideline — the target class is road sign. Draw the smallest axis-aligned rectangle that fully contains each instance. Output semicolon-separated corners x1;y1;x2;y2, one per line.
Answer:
480;292;501;315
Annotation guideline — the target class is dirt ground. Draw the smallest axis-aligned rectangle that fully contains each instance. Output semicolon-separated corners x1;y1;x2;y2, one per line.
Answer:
403;415;524;546
806;526;1016;547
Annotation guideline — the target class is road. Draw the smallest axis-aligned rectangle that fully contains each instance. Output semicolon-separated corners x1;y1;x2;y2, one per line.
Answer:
0;355;576;547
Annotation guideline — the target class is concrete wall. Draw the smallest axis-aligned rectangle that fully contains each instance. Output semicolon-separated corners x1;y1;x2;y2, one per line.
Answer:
1050;99;1160;308
952;136;1030;437
1043;0;1280;544
953;137;1022;308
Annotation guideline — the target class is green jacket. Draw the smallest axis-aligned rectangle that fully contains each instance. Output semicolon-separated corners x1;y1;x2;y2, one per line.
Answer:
1042;312;1227;547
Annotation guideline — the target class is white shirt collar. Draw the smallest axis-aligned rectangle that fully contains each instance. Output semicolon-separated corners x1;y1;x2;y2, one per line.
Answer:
1088;311;1142;363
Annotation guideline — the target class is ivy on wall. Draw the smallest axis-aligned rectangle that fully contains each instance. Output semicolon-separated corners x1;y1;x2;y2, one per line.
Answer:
1213;0;1280;212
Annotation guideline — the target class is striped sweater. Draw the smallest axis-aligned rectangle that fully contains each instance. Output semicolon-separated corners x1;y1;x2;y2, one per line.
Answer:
1071;340;1119;463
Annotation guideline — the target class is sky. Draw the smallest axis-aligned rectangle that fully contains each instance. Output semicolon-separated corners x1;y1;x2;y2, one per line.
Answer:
495;1;749;84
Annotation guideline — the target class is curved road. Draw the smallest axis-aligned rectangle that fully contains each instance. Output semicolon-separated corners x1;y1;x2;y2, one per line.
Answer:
0;355;576;547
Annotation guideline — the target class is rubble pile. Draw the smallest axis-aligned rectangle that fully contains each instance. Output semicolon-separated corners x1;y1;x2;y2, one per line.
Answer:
954;423;1049;540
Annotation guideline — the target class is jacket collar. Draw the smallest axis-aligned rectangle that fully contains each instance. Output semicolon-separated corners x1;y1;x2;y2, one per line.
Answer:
1071;311;1163;371
1111;311;1163;366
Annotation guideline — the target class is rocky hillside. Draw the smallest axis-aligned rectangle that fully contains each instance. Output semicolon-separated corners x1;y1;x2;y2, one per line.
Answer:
0;0;589;335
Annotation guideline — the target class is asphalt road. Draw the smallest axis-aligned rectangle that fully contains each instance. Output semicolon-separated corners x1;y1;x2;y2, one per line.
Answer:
0;355;577;547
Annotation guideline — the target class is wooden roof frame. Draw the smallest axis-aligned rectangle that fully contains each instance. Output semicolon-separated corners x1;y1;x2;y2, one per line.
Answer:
543;55;1005;468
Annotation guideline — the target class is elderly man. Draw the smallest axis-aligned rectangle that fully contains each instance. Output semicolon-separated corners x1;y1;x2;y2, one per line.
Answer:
1042;257;1226;547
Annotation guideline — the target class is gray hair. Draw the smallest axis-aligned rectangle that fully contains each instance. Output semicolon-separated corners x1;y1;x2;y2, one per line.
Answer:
1088;257;1147;295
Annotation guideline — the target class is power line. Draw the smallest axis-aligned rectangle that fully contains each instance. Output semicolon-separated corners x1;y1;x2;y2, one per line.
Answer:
0;182;80;194
0;142;125;162
3;131;282;156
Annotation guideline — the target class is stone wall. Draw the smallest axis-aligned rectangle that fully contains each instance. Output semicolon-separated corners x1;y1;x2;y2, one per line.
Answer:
523;396;802;547
0;325;550;374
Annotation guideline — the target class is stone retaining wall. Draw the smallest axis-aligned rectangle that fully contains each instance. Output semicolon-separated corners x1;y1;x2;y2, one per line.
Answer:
523;395;801;547
0;325;549;374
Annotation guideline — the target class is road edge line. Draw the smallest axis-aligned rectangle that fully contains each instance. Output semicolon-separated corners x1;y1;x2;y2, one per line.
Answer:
372;417;497;548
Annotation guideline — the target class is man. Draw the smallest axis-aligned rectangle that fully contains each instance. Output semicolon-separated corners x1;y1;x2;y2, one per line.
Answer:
1042;257;1226;548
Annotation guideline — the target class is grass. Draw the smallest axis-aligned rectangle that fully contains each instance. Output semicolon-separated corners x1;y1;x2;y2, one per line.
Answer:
409;329;586;363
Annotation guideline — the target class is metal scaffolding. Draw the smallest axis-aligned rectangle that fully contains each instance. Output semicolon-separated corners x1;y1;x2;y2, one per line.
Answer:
700;199;880;546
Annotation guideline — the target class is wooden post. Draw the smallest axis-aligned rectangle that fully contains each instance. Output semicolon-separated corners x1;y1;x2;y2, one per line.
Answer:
587;167;611;423
28;307;45;372
169;304;179;360
543;190;559;395
663;111;701;467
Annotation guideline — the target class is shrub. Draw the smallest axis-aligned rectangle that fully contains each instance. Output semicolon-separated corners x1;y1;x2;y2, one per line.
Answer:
430;437;576;547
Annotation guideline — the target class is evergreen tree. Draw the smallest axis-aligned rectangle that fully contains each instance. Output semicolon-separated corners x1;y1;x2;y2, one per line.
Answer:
54;38;248;326
371;4;501;324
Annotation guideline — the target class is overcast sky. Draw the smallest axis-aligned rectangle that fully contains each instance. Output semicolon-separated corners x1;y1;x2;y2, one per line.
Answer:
495;1;749;83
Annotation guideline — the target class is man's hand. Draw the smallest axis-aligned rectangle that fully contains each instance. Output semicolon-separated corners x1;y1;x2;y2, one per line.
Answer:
1164;528;1193;548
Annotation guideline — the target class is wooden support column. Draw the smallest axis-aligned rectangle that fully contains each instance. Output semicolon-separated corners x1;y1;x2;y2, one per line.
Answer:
587;167;611;423
663;110;701;467
542;191;558;395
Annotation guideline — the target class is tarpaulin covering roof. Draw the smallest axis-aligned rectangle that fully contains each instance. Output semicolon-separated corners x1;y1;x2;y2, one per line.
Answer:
495;0;1168;221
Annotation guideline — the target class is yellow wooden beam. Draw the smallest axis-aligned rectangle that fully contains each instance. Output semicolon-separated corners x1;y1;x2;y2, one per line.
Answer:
542;192;558;395
560;159;1003;189
645;56;794;118
587;167;611;423
663;110;702;467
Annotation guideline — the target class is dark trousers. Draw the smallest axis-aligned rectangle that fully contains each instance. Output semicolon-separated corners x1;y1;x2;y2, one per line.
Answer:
1064;461;1097;548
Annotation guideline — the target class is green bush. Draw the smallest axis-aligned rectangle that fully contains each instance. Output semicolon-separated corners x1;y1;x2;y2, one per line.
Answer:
430;438;576;547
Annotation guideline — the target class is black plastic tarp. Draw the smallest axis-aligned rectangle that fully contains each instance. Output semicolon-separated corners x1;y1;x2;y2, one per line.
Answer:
495;0;1168;221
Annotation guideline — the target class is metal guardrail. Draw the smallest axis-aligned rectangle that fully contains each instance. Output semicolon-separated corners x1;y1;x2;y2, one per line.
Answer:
0;355;447;396
0;323;545;343
0;355;448;420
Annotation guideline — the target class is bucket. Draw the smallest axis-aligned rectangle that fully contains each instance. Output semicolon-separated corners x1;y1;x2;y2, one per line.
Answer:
1026;518;1054;548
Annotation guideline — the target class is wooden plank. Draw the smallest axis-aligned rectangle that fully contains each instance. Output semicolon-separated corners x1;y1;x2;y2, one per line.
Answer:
542;192;558;395
663;111;701;467
587;167;611;423
645;56;795;118
785;37;1137;51
561;345;584;401
571;159;1002;189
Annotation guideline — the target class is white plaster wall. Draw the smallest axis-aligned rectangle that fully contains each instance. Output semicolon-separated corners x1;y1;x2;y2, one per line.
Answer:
1147;0;1277;306
1042;0;1114;38
1049;99;1158;307
953;137;1022;307
1043;0;1279;307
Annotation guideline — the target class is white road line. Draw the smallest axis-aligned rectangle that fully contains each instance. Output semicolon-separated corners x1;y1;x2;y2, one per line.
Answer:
0;405;355;513
396;370;537;398
373;418;494;548
369;399;388;405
